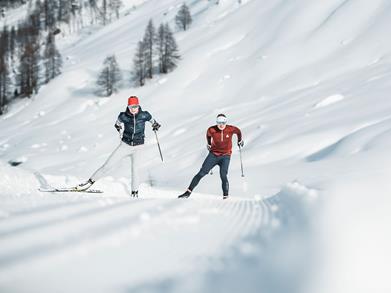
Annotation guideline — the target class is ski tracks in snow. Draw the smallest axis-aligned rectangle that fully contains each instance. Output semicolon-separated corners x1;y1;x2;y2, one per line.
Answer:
0;197;177;269
0;187;311;293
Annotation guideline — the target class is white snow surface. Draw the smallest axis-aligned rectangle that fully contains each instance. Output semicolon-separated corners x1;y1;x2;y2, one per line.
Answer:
1;0;391;292
314;94;345;108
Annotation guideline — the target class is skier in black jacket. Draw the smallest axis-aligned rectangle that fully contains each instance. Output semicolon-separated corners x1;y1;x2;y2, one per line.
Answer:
75;96;160;197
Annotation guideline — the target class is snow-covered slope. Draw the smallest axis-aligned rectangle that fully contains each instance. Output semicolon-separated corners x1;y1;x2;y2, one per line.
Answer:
1;0;391;292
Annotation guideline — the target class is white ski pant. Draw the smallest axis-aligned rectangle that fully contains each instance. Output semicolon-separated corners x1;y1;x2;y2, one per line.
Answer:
90;142;142;191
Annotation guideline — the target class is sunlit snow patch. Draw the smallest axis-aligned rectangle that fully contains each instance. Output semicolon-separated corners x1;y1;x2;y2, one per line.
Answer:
314;94;345;108
79;146;89;152
158;78;167;84
173;128;186;136
283;180;319;202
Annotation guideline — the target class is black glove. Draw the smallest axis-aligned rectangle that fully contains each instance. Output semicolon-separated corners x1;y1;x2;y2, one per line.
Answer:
238;140;244;148
152;122;161;131
114;121;124;138
207;144;211;151
114;124;121;132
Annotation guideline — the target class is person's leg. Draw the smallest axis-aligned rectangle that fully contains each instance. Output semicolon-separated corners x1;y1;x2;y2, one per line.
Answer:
90;142;129;182
218;155;231;197
130;150;139;195
188;152;218;192
179;153;219;198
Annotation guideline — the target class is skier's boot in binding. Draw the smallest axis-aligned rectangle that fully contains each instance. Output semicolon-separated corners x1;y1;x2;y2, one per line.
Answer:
131;190;138;198
223;195;229;200
178;189;191;199
74;178;95;191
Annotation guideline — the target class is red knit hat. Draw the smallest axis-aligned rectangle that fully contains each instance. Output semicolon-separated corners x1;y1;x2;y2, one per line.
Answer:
128;96;139;105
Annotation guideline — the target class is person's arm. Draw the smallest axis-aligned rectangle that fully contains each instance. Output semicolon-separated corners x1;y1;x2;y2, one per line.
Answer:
114;114;125;138
233;126;244;147
145;111;161;131
206;127;212;150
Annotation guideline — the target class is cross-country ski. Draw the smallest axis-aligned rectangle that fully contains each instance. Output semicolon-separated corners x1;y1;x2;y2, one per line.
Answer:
38;187;104;194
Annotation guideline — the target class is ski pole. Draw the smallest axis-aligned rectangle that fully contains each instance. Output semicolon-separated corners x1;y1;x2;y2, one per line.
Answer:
239;145;245;177
154;130;164;162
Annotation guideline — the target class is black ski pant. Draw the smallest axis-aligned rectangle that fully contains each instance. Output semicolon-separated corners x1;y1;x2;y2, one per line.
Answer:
188;152;231;196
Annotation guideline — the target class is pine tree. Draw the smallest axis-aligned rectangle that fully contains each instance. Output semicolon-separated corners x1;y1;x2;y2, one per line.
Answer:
28;3;43;34
109;0;123;20
157;23;180;74
0;55;11;114
88;0;100;25
164;24;180;72
0;0;26;9
96;55;122;96
58;0;71;24
132;40;146;87
157;23;165;74
44;32;62;83
101;0;108;25
42;0;53;31
70;0;83;32
1;25;10;57
18;37;40;97
142;19;156;79
9;26;16;61
175;3;192;31
0;31;11;114
71;0;80;16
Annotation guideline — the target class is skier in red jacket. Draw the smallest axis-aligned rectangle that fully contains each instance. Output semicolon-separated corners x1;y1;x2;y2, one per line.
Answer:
178;114;243;199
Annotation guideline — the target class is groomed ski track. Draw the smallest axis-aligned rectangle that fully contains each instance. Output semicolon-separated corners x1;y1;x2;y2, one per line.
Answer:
0;187;305;293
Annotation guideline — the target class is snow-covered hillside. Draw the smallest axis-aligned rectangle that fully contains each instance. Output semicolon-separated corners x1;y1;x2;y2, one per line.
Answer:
1;0;391;292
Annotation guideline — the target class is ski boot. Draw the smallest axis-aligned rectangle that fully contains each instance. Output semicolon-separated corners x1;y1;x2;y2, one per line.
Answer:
131;190;139;198
223;195;229;200
178;190;191;199
74;178;95;191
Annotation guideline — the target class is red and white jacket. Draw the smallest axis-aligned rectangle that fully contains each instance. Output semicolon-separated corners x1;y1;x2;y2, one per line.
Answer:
207;125;242;156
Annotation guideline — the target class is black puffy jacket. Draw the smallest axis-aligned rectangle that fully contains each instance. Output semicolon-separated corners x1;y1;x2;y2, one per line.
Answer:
115;107;153;146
